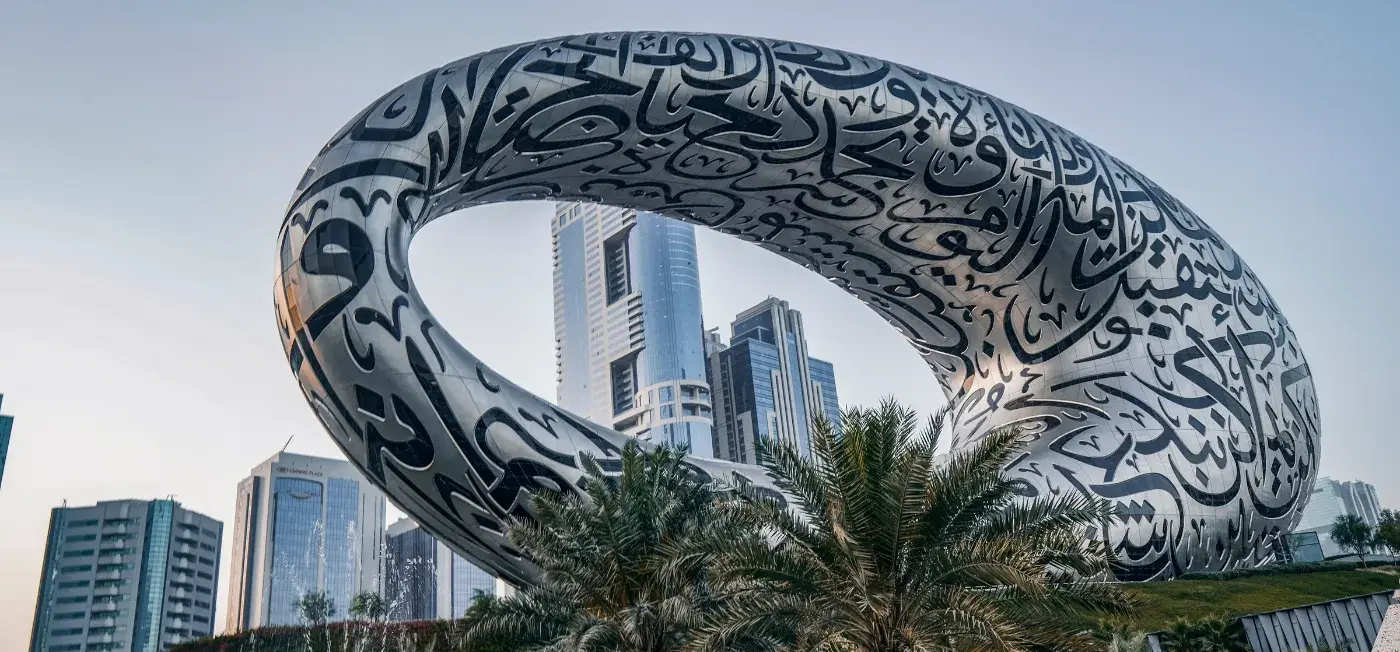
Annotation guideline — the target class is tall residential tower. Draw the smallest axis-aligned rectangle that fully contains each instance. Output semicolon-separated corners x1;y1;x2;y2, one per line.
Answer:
552;202;714;456
224;452;387;631
28;499;223;652
707;298;840;464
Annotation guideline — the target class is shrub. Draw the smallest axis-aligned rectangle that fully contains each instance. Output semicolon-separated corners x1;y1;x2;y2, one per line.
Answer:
1160;615;1249;652
169;619;469;652
1177;560;1399;581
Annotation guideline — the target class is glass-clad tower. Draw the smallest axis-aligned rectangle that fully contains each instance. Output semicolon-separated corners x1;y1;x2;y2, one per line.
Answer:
224;452;387;631
28;499;223;652
1297;476;1383;530
0;394;12;490
384;518;508;620
706;298;840;464
552;202;714;456
1291;476;1384;557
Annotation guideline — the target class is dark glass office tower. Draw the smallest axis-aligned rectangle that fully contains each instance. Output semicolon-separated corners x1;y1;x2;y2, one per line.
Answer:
707;298;841;464
384;518;504;620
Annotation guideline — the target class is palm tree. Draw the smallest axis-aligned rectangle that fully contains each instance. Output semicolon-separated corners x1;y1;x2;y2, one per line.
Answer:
464;441;737;652
295;590;336;652
1162;616;1248;652
696;400;1132;652
295;590;335;626
1375;509;1400;557
348;591;389;621
1093;623;1149;652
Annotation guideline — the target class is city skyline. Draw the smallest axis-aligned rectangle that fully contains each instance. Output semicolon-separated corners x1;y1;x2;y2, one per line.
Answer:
1;1;1397;647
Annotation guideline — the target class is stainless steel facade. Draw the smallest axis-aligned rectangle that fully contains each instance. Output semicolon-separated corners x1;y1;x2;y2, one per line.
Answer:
274;32;1319;581
28;499;222;652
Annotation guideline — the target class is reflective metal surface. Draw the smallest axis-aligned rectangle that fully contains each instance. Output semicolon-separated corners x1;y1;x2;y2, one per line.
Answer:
273;32;1319;582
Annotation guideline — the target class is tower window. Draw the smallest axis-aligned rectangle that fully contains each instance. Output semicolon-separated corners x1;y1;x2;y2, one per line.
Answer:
611;357;637;416
603;232;631;304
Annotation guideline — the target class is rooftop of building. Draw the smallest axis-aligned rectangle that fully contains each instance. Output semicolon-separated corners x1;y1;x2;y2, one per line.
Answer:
53;497;223;523
65;496;185;508
251;449;357;473
387;516;423;537
731;296;791;324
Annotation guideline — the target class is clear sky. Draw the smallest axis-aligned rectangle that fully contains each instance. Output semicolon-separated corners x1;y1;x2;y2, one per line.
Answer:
1;0;1396;645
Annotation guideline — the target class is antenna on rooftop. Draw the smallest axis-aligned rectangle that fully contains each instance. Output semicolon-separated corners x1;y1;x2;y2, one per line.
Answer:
281;435;294;453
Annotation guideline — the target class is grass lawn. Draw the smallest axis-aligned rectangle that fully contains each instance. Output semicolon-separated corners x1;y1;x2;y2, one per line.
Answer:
1115;567;1400;632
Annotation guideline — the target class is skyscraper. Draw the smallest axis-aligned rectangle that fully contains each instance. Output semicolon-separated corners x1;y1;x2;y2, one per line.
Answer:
1292;476;1384;557
383;518;509;620
1338;480;1383;528
0;394;13;490
28;499;223;652
707;298;840;464
224;452;387;631
1297;476;1384;530
552;202;714;456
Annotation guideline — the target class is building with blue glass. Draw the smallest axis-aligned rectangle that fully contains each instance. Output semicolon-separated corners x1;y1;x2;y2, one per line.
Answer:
224;452;387;631
1291;476;1384;557
384;518;508;620
552;202;714;457
28;499;223;652
0;394;12;490
1281;531;1326;564
706;298;840;464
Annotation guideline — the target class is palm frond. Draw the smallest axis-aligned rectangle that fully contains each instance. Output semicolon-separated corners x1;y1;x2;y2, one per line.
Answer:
708;401;1131;652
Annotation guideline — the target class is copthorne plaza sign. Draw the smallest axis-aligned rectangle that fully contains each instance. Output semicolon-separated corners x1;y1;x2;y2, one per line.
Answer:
275;466;323;478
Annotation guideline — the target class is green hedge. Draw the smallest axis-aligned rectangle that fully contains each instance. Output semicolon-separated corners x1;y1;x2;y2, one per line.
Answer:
169;619;473;652
176;563;1400;651
1177;560;1399;581
1118;568;1399;632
